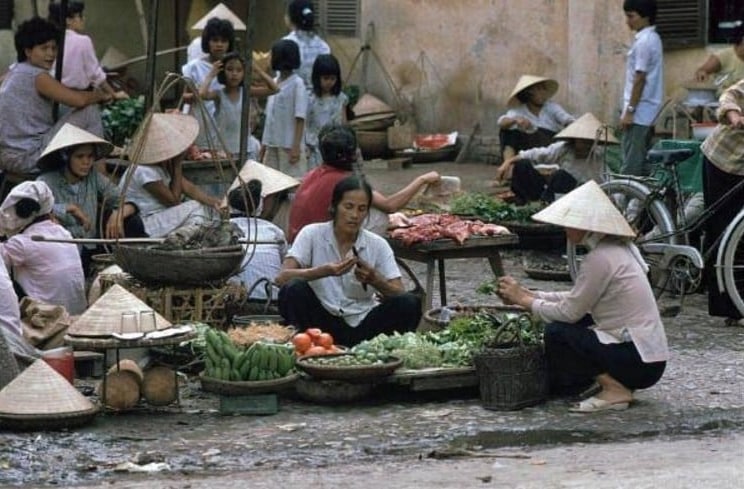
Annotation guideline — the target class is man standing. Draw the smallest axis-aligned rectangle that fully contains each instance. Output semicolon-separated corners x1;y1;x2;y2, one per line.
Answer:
620;0;663;176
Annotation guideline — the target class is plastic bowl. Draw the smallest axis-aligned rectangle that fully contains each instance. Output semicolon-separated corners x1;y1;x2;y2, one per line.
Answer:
691;122;716;141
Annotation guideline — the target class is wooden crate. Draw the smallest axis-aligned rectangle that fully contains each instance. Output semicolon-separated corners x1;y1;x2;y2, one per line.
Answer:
100;274;246;327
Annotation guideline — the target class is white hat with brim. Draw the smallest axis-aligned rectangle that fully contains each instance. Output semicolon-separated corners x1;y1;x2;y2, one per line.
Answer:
68;284;171;337
554;113;620;144
531;180;636;237
126;113;199;165
37;123;114;169
228;160;300;196
507;75;559;106
0;181;55;238
0;360;97;416
191;3;246;31
100;46;130;71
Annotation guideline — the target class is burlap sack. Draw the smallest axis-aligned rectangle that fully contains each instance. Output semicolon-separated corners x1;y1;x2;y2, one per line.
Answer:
19;297;71;350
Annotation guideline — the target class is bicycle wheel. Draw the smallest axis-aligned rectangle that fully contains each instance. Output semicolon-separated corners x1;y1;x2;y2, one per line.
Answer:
567;179;676;280
718;213;744;316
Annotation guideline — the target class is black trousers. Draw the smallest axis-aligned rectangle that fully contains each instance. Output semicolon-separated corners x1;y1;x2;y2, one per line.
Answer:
278;278;422;347
545;315;666;396
702;157;744;318
511;160;578;204
499;128;555;159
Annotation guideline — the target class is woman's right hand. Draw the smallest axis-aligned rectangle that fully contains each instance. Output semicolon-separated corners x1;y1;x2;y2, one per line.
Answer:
324;257;357;277
67;204;92;231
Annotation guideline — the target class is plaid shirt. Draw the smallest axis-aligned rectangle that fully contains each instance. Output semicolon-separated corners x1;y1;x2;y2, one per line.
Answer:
701;79;744;175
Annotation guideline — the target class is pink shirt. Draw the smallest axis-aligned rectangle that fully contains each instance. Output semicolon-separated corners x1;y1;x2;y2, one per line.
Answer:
57;29;107;89
0;220;87;315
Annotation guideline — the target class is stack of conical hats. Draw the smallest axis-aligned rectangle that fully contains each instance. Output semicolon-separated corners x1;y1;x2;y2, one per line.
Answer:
0;360;98;430
68;284;171;337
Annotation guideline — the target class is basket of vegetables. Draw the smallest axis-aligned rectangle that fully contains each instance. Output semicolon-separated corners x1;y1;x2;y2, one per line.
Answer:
295;353;402;383
472;311;548;411
422;304;524;332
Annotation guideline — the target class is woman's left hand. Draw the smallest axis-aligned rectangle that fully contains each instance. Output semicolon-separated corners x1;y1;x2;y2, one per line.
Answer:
497;276;530;307
354;258;378;289
104;210;125;239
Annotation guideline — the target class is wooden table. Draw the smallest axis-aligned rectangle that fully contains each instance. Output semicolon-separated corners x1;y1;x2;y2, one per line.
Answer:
387;234;519;310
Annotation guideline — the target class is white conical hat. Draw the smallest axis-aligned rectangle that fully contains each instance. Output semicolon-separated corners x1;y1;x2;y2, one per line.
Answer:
68;284;171;337
38;123;114;169
507;75;559;106
554;113;620;144
228;160;300;196
100;46;130;70
126;113;199;165
531;180;635;237
353;93;395;117
191;3;246;31
0;360;96;415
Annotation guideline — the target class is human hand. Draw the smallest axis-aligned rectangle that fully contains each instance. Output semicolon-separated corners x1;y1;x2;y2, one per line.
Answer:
288;147;300;164
495;159;513;182
324;257;357;277
113;90;129;100
68;204;92;231
104;210;125;239
209;60;223;77
620;111;634;130
726;110;744;129
353;257;378;289
496;276;525;306
419;171;441;185
694;69;708;82
515;117;533;131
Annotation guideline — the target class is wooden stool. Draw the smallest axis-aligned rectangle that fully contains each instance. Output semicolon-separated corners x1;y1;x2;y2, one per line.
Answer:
0;171;38;202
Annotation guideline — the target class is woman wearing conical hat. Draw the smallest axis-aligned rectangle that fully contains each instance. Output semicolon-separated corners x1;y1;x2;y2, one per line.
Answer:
495;113;619;203
120;113;221;238
497;75;575;164
37;123;146;276
496;181;669;413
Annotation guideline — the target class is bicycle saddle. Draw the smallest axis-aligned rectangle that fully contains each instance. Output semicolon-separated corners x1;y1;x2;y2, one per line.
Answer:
646;148;694;166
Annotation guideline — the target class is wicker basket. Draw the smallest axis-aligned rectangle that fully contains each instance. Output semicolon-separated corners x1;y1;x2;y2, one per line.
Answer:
113;245;244;285
357;130;390;159
473;344;548;411
422;305;525;332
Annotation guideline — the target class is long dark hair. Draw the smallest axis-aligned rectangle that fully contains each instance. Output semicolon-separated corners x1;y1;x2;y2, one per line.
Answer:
48;1;84;28
311;54;342;97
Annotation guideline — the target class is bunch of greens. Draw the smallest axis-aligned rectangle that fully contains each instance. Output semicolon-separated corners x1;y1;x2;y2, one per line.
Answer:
450;193;545;222
102;96;146;146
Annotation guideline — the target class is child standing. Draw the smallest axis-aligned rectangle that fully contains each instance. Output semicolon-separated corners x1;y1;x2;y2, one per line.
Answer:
198;52;278;157
305;54;348;169
261;39;308;178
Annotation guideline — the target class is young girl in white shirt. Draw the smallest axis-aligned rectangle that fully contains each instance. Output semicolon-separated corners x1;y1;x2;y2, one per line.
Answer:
261;39;308;179
305;54;348;169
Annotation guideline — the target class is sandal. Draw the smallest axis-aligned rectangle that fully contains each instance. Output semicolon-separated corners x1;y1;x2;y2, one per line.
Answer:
569;396;630;413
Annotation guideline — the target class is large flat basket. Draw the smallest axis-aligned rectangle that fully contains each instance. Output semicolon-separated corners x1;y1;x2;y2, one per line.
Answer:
113;245;244;285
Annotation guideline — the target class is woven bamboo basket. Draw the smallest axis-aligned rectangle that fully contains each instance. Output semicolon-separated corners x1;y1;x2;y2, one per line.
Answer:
474;344;548;411
113;245;244;285
357;130;390;159
422;305;525;332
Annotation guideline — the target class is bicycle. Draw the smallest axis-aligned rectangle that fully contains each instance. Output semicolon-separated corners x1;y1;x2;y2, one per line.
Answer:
566;147;744;316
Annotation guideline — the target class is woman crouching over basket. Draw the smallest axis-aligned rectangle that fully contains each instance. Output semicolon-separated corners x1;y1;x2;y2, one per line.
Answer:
120;113;221;238
275;175;422;347
495;181;668;413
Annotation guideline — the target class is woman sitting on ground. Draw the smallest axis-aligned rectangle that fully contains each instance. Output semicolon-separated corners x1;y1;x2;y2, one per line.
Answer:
0;17;110;174
121;113;221;238
276;175;422;347
37;124;145;275
0;181;87;315
495;113;618;204
288;124;440;242
496;181;668;413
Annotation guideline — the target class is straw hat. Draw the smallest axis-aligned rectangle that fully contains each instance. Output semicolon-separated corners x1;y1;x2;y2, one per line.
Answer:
191;3;246;31
37;123;114;169
507;75;559;106
352;93;395;117
0;360;96;416
531;180;635;237
100;46;130;71
126;113;199;165
68;284;171;337
228;160;300;196
554;113;620;144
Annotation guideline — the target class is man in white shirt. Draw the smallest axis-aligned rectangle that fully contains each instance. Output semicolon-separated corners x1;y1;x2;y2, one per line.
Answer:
620;0;663;177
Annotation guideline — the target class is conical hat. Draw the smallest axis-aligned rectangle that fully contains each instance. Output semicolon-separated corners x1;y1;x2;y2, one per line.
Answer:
507;75;559;106
37;123;114;169
100;46;130;70
353;93;395;117
554;113;619;144
228;160;300;196
68;284;171;337
0;360;96;415
531;180;635;237
126;113;199;165
191;3;246;31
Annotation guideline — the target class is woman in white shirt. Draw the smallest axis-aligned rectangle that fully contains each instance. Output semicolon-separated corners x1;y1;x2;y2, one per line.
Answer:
496;181;668;413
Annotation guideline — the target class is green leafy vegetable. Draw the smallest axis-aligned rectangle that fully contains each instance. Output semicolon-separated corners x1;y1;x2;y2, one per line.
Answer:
450;193;545;223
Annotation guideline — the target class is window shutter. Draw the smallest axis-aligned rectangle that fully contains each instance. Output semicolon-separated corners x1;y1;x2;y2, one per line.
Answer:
312;0;359;38
655;0;706;49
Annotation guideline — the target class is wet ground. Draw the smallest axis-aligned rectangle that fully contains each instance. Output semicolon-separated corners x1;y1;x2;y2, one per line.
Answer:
2;162;743;487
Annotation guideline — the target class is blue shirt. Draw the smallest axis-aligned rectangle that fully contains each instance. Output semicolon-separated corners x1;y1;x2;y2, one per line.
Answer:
623;26;664;126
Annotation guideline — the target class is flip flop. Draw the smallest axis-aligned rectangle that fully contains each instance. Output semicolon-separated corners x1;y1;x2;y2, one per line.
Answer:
569;396;630;413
